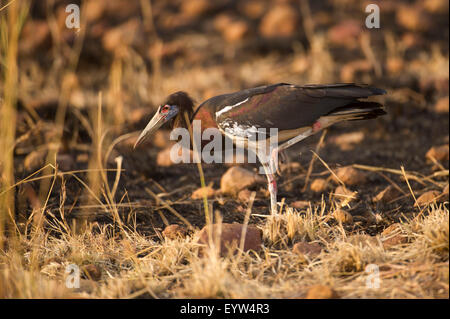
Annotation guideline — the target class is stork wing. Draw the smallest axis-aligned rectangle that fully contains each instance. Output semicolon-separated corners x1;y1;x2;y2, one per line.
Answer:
209;83;385;139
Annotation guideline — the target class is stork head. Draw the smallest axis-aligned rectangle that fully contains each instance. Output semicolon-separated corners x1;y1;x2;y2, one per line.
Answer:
134;91;194;148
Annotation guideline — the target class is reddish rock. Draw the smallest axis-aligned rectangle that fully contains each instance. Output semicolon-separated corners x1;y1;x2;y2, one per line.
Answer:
396;5;432;32
293;242;322;258
426;144;449;162
331;131;365;151
434;96;449;113
334;166;367;186
291;200;311;209
181;0;211;18
162;224;187;240
238;189;253;202
333;209;353;224
220;167;264;195
310;178;328;193
259;4;298;38
373;185;401;203
306;285;339;299
223;20;249;42
333;186;358;204
196;223;262;256
328;20;362;49
102;18;143;52
414;190;442;207
191;186;216;200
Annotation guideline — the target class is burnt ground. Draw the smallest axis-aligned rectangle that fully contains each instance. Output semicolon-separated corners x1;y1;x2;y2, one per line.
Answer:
6;0;449;239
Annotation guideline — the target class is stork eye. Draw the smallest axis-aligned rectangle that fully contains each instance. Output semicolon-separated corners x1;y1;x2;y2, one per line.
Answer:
161;105;170;113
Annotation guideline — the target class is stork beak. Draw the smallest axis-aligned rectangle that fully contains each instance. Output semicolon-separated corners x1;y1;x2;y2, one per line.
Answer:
134;109;166;149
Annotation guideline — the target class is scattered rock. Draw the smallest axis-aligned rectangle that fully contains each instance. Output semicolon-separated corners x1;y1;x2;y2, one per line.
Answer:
81;264;101;281
348;234;379;247
162;224;187;240
333;209;353;224
239;0;266;19
220;167;264;195
333;186;358;204
306;285;339;299
426;144;449;162
381;223;403;237
334;166;366;186
156;146;192;167
396;5;432;32
291;200;311;209
310;178;328;193
434;96;449;113
331;131;365;151
102;18;143;52
328;20;362;49
181;0;211;18
196;223;262;256
191;186;216;200
238;189;253;202
386;57;404;74
222;20;249;42
373;185;401;203
340;60;372;82
293;242;322;258
259;4;298;38
414;190;442;207
424;0;449;13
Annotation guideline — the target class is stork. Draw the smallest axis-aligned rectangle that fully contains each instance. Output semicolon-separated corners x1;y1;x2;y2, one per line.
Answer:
134;83;386;215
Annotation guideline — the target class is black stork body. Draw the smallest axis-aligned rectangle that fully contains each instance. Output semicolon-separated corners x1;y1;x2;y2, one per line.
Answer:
134;83;386;214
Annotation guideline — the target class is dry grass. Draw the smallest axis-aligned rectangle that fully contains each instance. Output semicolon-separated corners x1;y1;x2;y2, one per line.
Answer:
0;0;448;299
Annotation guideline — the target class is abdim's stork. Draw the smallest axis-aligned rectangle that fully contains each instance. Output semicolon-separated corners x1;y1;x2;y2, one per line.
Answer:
134;83;386;214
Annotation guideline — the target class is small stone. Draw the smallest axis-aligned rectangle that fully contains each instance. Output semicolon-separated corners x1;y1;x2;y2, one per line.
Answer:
434;96;449;113
386;57;404;74
196;223;262;256
181;0;211;18
220;167;264;195
426;144;449;162
333;186;358;204
373;185;401;203
238;189;252;202
414;190;442;207
348;234;380;247
291;200;311;209
259;4;298;38
223;20;249;42
310;178;328;193
328;20;362;49
191;186;216;200
331;131;365;151
333;209;353;224
334;166;366;186
306;285;339;299
396;5;432;32
239;0;266;19
293;242;322;258
424;0;449;13
81;264;101;281
162;224;187;240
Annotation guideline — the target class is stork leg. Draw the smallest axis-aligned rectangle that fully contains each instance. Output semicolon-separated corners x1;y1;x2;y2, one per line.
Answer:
261;160;278;215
